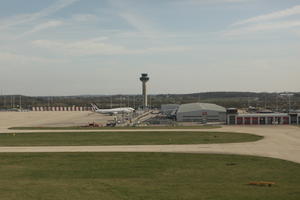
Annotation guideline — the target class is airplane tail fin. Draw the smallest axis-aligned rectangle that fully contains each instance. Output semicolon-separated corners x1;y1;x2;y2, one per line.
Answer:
90;103;99;111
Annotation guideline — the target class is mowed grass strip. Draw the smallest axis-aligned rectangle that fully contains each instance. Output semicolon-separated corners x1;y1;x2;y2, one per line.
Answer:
0;131;262;146
9;125;221;130
0;153;299;200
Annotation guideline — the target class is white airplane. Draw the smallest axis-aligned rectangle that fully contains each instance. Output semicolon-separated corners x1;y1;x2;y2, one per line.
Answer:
91;103;135;115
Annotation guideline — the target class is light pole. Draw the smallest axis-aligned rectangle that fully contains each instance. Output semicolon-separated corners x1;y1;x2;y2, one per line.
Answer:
280;93;294;112
19;95;22;110
110;96;113;109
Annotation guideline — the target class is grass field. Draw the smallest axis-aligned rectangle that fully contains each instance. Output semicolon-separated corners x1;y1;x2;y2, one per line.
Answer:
0;153;299;200
0;131;262;146
9;125;221;130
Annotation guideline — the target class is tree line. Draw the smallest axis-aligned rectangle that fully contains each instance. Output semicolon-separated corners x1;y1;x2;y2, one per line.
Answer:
0;92;299;111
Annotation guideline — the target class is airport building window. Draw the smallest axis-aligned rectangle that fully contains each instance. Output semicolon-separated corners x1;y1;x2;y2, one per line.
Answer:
229;116;236;125
267;117;273;124
283;117;289;124
290;114;298;125
252;117;258;124
259;117;266;125
244;117;251;125
237;117;243;125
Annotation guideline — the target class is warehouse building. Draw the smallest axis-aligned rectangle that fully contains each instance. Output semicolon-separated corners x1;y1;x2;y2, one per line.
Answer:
176;103;226;123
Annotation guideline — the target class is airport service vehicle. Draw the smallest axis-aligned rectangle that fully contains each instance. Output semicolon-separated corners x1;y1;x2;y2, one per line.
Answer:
91;103;135;115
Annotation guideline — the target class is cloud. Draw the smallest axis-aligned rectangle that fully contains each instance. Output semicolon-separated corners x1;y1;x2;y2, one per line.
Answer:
174;0;252;5
118;12;154;33
118;12;169;39
0;0;79;29
110;0;201;40
224;20;300;36
71;14;98;22
17;20;64;38
109;0;161;39
233;5;300;26
32;38;191;56
0;52;64;64
294;29;300;36
225;4;300;36
32;37;126;55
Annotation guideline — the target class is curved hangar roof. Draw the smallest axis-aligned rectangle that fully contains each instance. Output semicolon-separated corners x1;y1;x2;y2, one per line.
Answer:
177;103;226;113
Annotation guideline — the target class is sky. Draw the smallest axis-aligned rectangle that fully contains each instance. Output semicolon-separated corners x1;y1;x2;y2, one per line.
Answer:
0;0;299;96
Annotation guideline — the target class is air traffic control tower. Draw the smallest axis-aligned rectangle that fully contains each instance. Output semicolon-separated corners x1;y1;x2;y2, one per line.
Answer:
140;73;150;108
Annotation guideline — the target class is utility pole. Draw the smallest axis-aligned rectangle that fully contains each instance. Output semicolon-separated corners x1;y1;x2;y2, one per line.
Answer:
0;89;2;108
287;95;293;112
110;96;113;108
19;95;22;110
48;97;50;107
247;97;250;108
120;96;122;107
3;95;6;109
11;95;14;108
276;94;278;112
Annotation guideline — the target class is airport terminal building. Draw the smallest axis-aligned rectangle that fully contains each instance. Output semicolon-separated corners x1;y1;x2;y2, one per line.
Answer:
161;104;180;116
227;112;300;125
176;103;226;123
161;102;299;125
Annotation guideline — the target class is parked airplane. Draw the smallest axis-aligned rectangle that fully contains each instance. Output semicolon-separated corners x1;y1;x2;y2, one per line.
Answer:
91;103;135;115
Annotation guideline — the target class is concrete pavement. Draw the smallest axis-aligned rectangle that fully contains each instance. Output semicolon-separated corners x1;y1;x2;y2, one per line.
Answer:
0;126;299;164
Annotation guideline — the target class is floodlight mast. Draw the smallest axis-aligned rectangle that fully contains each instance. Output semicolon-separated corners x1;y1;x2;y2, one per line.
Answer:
140;73;149;109
280;93;294;112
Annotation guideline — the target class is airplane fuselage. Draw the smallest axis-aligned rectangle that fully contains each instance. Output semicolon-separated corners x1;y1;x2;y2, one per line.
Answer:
91;103;134;115
95;107;134;115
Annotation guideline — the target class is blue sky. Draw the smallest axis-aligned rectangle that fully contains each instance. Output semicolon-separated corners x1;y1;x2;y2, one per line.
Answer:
0;0;299;95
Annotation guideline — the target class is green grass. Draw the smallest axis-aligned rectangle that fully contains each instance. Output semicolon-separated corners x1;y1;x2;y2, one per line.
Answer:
0;153;299;200
9;125;221;130
0;131;262;146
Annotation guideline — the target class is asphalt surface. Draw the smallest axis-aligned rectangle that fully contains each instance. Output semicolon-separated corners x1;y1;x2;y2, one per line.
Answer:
0;125;299;164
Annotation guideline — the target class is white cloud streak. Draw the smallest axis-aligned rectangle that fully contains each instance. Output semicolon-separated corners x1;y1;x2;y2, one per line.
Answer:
71;14;98;22
175;0;252;5
109;0;162;39
233;5;300;26
0;0;79;29
32;38;190;56
225;20;300;36
119;12;153;34
17;20;64;38
225;4;300;36
0;52;64;64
